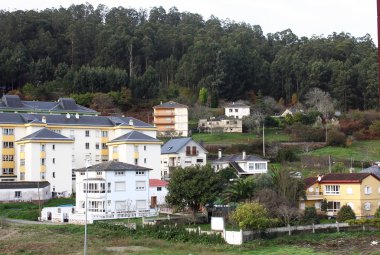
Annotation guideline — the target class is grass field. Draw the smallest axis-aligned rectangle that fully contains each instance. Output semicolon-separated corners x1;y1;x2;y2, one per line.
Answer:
2;223;380;254
305;140;380;161
192;128;291;145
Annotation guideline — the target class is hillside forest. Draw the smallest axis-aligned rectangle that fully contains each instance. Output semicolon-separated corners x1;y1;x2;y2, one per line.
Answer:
0;4;378;112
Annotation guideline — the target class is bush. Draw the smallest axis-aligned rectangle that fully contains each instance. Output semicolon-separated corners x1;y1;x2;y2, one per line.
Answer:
302;207;320;224
375;206;380;218
337;205;356;222
276;148;299;162
327;129;346;147
289;124;325;142
264;116;280;128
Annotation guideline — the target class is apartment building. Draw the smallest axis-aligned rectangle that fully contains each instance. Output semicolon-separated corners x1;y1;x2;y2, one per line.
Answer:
301;173;380;218
0;103;160;194
153;101;188;137
198;117;243;133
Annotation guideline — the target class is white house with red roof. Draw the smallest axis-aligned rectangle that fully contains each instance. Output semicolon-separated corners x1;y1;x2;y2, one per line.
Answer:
149;179;168;208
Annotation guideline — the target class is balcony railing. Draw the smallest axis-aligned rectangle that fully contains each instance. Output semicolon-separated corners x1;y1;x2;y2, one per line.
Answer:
154;111;175;116
186;151;199;156
306;192;323;200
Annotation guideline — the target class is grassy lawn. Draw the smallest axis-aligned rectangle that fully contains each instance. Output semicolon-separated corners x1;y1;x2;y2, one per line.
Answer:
0;197;75;221
305;140;380;161
192;128;291;145
2;223;380;254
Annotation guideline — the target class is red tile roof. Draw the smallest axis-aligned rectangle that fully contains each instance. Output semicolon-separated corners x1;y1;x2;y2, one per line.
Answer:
304;173;380;187
149;179;168;187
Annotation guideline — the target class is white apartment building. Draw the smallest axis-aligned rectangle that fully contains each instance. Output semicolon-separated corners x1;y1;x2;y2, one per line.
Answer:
160;137;207;179
107;131;162;179
212;150;269;176
153;101;188;137
224;102;250;119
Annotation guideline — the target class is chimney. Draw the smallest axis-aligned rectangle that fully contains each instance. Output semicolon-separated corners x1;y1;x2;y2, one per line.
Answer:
242;150;246;160
232;102;235;105
129;119;134;126
160;101;162;104
75;113;79;119
218;149;222;159
41;116;46;123
317;175;322;182
66;113;70;119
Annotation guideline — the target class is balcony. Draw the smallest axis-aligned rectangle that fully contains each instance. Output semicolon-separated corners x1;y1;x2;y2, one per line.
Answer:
186;151;199;156
154;111;175;117
154;119;175;125
306;192;323;200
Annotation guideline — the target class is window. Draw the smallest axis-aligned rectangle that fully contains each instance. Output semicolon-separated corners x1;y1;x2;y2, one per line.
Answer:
254;163;266;170
3;155;14;161
41;172;45;180
325;185;340;195
85;130;90;137
134;145;138;153
72;155;75;163
134;158;138;165
364;186;372;195
2;168;14;174
52;158;55;164
95;155;100;162
96;171;102;176
115;181;126;191
102;143;107;149
144;145;146;151
113;146;118;153
85;143;90;150
136;200;146;210
115;171;125;176
95;143;100;150
144;158;147;164
15;191;21;198
115;201;126;211
107;183;111;193
136;171;145;175
196;158;204;163
229;109;233;112
136;181;146;190
52;172;55;178
3;142;14;148
40;144;45;151
52;144;55;150
327;201;340;212
235;109;238;112
20;145;25;152
20;173;25;180
157;187;162;191
101;131;108;137
186;146;191;155
364;202;371;211
3;128;14;135
248;163;254;170
20;159;25;166
41;158;45;165
192;146;197;155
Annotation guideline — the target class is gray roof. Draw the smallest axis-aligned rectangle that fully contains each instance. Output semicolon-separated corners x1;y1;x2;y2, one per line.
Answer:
361;165;380;179
213;154;268;163
109;131;161;143
225;102;250;108
0;181;50;189
0;95;97;114
17;128;73;142
161;137;207;154
153;101;188;109
0;112;154;128
75;161;152;172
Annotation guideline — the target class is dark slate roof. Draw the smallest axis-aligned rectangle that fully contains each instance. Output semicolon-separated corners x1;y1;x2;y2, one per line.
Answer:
161;137;207;154
17;128;73;142
75;161;152;172
360;165;380;179
229;162;245;174
225;102;250;108
108;131;161;143
0;181;50;189
213;154;268;163
153;101;188;109
0;112;154;128
0;95;97;114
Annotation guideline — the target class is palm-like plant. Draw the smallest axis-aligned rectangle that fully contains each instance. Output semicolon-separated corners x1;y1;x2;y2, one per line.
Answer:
223;177;255;203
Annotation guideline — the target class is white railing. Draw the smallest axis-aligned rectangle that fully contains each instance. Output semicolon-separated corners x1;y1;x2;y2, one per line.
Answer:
92;209;158;221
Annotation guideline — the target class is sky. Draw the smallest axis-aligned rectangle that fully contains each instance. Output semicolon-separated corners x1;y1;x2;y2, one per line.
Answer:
0;0;377;42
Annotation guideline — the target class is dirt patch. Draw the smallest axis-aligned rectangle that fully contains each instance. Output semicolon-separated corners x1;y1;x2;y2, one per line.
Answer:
0;228;17;240
105;246;152;253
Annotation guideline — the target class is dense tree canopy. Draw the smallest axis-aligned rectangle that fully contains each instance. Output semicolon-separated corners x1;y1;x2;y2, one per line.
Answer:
0;4;377;110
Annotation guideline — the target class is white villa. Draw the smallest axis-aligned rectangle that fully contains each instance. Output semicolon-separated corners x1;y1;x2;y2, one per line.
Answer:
149;179;168;208
160;137;207;179
212;150;269;176
41;161;157;224
224;102;250;119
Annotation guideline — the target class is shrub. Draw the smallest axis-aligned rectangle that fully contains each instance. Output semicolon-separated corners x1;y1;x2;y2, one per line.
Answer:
337;205;356;222
276;148;299;162
264;116;280;127
302;207;320;224
339;119;365;135
327;129;346;147
369;120;380;137
321;199;328;212
375;206;380;218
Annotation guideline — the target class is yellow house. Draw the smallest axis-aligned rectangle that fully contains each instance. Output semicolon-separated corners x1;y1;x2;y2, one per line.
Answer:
300;173;380;218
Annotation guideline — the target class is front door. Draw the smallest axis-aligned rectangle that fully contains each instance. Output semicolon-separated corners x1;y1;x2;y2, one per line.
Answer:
151;196;157;208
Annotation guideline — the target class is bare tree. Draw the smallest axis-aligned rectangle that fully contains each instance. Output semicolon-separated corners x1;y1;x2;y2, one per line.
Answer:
304;88;334;116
